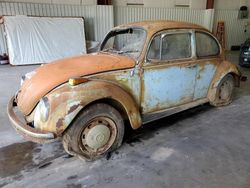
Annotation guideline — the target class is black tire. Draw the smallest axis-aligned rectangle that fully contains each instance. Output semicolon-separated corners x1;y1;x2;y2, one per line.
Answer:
210;74;235;107
62;103;124;161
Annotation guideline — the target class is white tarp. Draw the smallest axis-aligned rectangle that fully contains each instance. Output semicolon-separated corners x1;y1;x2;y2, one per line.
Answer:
4;16;86;65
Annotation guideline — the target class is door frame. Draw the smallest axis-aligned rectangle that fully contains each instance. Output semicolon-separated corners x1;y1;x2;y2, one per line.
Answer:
140;29;198;114
192;29;222;100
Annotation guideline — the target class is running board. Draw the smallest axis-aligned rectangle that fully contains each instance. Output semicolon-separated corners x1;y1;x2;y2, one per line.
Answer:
142;98;209;124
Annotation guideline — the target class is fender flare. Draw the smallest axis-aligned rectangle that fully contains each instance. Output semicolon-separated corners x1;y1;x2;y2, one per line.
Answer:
37;80;142;136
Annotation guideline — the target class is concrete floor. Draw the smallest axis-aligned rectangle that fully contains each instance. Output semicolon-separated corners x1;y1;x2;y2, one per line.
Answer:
0;51;250;188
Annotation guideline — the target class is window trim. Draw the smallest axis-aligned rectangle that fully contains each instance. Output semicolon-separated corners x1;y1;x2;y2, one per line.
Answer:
145;29;194;64
100;26;147;60
194;30;221;59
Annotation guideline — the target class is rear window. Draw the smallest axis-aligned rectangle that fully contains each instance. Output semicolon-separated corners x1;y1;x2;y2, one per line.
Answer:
196;32;220;58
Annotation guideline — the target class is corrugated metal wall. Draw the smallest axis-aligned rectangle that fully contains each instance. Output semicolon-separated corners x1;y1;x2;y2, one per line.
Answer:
0;24;7;55
0;2;114;54
114;7;206;28
0;2;248;54
214;10;250;50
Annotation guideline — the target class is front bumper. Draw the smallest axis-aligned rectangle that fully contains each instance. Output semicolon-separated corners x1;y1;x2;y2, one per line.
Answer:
7;96;55;144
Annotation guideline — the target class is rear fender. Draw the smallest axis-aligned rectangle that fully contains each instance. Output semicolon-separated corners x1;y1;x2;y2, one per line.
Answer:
207;60;241;102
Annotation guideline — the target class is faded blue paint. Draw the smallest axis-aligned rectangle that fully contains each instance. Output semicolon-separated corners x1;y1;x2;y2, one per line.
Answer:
194;63;217;100
112;69;141;105
142;65;197;113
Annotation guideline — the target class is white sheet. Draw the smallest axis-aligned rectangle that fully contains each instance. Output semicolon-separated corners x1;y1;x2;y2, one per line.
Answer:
4;16;86;65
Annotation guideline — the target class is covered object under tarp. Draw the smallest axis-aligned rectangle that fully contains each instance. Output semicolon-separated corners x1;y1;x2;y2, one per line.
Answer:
3;16;87;65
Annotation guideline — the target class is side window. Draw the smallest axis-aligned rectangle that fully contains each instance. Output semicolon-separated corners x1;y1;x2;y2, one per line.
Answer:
161;33;191;60
196;32;220;58
147;35;161;60
147;33;191;61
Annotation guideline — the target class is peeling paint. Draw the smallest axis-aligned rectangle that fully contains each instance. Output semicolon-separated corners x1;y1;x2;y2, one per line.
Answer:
10;21;241;143
56;118;64;129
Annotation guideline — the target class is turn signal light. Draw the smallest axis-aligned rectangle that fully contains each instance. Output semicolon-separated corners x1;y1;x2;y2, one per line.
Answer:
69;77;89;86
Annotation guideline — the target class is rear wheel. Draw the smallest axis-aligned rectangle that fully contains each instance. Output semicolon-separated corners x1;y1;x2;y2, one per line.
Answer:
62;103;124;161
210;74;235;107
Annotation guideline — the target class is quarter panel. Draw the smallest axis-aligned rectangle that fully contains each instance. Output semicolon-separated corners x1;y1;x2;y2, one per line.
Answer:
194;61;217;100
207;60;241;102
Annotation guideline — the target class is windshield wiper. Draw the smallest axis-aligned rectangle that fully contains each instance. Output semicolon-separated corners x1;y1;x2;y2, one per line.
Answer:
118;50;140;54
101;48;114;52
101;48;139;55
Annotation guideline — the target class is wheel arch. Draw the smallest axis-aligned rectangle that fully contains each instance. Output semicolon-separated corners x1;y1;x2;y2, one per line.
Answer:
207;60;241;102
84;98;130;121
42;80;142;136
230;72;240;87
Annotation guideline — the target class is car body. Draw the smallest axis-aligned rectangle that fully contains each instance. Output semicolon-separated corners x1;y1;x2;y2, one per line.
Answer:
8;20;241;160
239;38;250;67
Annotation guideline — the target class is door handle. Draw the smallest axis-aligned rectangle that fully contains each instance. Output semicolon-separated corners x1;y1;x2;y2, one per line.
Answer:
186;64;197;69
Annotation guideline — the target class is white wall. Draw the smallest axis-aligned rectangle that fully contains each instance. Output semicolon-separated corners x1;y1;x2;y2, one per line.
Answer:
0;0;97;5
0;2;114;54
113;0;206;9
4;0;250;9
190;0;206;9
214;9;250;49
2;0;250;9
1;0;249;52
113;0;250;9
143;0;175;8
214;0;250;10
114;6;213;30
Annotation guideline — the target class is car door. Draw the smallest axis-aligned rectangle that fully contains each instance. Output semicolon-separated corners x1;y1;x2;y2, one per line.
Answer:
193;31;221;100
141;30;197;114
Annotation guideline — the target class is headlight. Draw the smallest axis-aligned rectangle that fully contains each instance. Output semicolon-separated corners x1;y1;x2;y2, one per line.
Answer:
34;97;50;126
20;71;36;86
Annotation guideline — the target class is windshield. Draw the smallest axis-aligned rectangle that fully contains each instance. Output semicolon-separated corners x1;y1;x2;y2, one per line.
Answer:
100;28;146;59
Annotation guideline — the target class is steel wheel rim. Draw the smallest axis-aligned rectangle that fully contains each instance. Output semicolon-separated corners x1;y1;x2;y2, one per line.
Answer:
219;79;233;101
79;117;117;155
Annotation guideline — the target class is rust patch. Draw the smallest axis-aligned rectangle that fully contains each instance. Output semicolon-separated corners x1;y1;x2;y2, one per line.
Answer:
56;118;64;129
197;63;206;80
68;105;80;114
207;60;241;102
17;53;135;116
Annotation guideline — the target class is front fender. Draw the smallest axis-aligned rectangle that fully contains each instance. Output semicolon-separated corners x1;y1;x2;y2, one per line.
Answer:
35;80;142;136
207;60;241;102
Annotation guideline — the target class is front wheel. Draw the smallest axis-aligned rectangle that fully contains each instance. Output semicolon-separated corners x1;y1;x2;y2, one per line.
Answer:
62;103;124;161
210;74;235;107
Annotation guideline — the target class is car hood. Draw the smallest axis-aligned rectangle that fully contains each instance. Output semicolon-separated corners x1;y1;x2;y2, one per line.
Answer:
17;53;135;115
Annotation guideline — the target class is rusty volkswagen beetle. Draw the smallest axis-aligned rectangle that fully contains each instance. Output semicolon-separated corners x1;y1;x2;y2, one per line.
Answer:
8;20;241;160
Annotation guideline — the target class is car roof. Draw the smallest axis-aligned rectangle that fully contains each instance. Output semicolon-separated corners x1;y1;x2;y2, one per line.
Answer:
115;20;208;33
